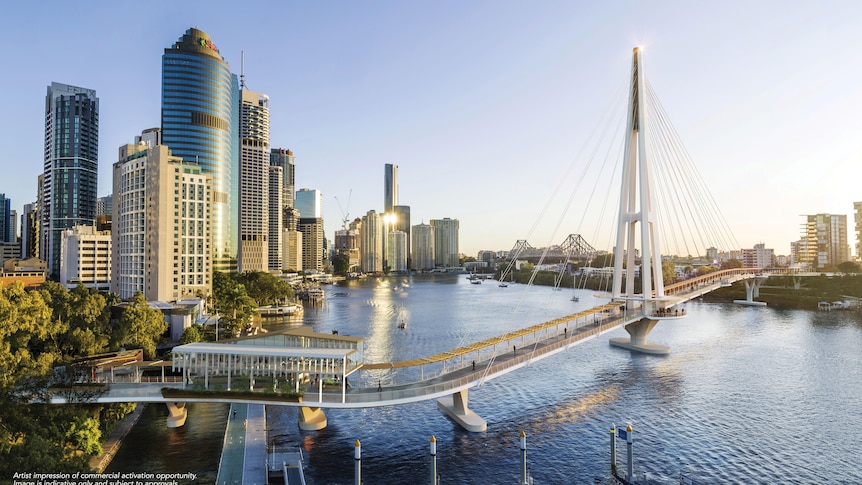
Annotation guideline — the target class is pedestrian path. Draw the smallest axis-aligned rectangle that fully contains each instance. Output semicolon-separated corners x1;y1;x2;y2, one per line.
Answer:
216;403;267;485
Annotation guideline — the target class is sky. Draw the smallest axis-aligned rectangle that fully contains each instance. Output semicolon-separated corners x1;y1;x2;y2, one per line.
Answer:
1;1;860;258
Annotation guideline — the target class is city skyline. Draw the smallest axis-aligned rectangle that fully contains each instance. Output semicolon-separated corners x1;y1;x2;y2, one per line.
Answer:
1;2;860;257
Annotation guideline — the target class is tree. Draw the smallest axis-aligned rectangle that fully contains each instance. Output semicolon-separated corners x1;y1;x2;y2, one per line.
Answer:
214;284;257;338
662;261;677;286
331;253;350;276
720;258;744;270
41;283;110;357
837;261;861;274
180;324;205;344
697;265;719;276
589;253;614;268
0;282;116;475
235;271;294;305
113;292;168;359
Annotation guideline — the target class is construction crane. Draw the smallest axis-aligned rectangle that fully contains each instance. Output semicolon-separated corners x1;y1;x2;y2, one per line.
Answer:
334;189;352;230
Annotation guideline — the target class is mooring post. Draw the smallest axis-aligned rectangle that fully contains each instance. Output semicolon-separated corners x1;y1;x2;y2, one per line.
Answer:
354;439;361;485
626;424;634;481
610;424;617;474
519;430;528;485
430;435;437;485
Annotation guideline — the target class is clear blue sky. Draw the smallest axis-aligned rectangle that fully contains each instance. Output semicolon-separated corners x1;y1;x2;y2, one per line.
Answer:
1;1;859;257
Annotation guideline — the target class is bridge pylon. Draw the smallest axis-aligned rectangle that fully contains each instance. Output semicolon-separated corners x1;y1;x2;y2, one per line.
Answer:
609;47;674;354
733;275;768;306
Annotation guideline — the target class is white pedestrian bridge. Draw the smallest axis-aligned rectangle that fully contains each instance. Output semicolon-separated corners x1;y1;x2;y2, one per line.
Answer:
49;268;773;432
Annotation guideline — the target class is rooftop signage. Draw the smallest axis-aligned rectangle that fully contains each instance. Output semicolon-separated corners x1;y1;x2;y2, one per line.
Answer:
198;38;219;53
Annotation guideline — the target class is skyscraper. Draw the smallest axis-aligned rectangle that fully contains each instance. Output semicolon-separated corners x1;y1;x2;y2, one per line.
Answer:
112;142;212;301
270;148;295;212
411;223;435;271
41;82;99;279
384;163;398;214
162;28;238;273
361;210;385;273
295;188;323;218
430;218;460;268
21;202;37;259
268;165;283;272
0;194;10;243
237;88;270;272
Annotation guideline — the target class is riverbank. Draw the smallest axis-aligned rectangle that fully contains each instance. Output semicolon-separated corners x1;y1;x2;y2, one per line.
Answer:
701;275;862;311
89;403;147;472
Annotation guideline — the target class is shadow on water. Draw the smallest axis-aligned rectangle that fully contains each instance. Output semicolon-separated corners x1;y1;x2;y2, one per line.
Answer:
106;403;228;485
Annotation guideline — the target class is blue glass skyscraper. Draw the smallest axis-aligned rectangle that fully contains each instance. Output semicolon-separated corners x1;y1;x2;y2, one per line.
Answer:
162;28;239;273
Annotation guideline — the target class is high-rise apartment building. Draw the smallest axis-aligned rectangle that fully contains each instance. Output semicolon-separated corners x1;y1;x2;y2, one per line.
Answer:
800;213;849;269
295;189;324;271
411;223;435;271
0;194;10;243
162;28;238;273
96;195;113;216
283;207;302;272
270;148;295;211
21;202;37;259
268;165;284;272
387;230;408;272
60;225;111;291
393;205;411;268
112;143;212;302
384;163;398;214
237;88;270;272
854;202;862;260
740;243;775;268
360;210;385;273
41;82;99;279
298;217;324;272
431;218;460;268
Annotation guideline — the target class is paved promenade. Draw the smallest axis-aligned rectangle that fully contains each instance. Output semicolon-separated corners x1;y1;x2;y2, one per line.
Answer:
216;403;267;485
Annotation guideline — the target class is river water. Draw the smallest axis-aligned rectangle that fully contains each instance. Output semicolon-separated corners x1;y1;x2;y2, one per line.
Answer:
108;274;862;484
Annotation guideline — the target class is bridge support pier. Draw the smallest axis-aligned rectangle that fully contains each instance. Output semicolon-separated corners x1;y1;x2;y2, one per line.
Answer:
298;406;327;431
609;318;670;355
437;389;487;432
165;402;187;428
734;277;767;306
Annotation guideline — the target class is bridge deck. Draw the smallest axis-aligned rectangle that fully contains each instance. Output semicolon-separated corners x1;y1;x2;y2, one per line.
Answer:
51;269;766;409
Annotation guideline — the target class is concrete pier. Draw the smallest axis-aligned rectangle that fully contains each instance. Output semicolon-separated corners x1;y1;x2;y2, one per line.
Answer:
734;277;768;306
437;389;487;432
165;402;187;428
609;317;670;355
298;406;327;431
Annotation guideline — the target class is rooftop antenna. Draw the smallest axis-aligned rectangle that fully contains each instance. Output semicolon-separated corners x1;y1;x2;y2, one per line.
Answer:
240;51;246;90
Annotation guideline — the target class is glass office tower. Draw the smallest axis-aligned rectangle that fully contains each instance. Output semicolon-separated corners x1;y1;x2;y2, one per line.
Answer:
41;82;99;280
162;28;239;272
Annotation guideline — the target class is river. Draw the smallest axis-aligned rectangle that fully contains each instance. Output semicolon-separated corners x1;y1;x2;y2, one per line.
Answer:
108;274;862;484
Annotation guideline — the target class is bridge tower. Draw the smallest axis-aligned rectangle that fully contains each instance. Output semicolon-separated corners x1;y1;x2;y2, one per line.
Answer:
609;47;673;354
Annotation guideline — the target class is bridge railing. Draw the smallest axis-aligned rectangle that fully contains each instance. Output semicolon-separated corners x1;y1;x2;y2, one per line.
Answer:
664;268;763;297
354;303;627;389
299;310;640;404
